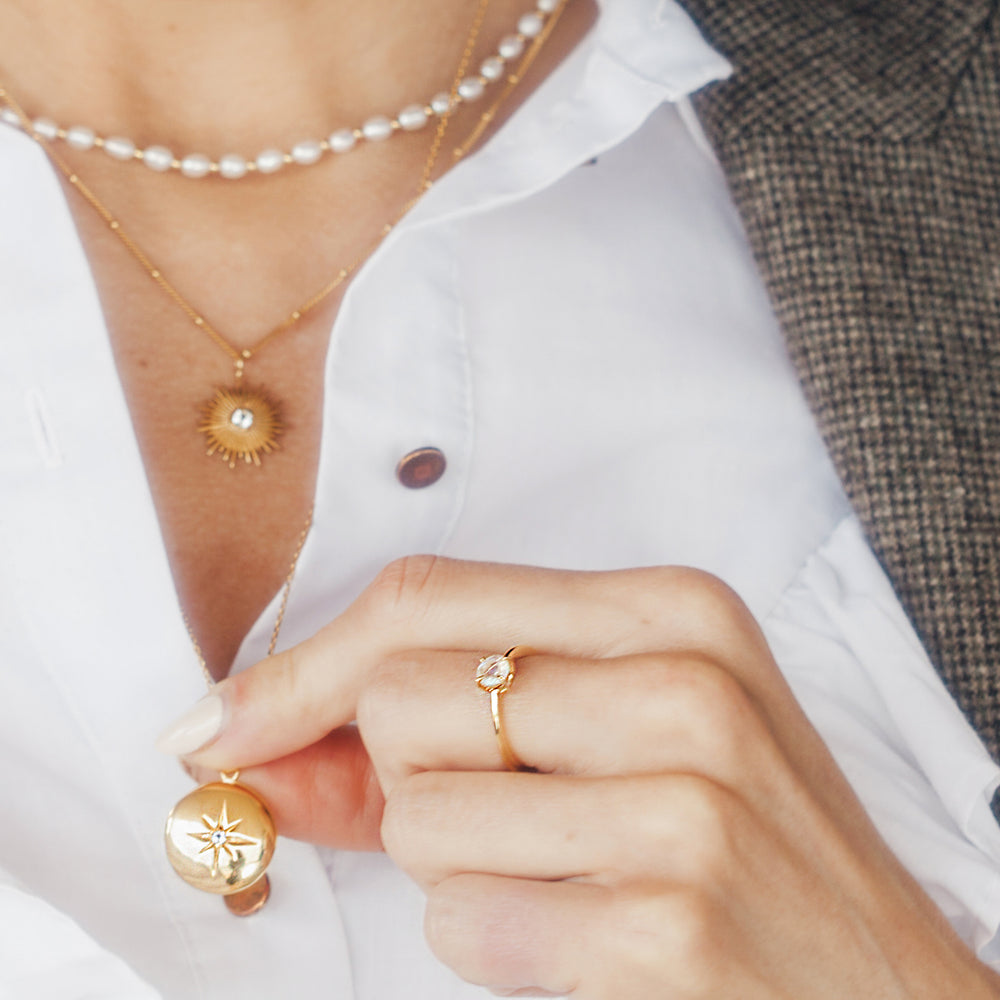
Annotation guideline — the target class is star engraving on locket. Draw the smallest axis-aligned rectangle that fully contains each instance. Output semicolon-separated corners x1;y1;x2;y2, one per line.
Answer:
188;801;259;877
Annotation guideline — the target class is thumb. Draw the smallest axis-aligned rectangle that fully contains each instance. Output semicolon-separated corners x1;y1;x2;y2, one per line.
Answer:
157;613;375;771
188;727;384;851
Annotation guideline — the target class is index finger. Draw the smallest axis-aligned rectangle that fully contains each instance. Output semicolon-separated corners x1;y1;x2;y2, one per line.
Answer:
167;555;761;771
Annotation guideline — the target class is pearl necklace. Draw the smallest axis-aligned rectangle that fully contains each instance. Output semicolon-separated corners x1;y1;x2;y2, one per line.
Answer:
0;0;559;180
0;0;569;468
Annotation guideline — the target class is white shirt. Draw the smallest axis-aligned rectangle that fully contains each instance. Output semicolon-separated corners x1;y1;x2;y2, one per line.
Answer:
2;0;1000;996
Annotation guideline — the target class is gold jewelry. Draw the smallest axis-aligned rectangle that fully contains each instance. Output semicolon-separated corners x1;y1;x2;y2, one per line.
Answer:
159;0;571;866
476;645;535;772
165;777;277;914
164;509;312;916
0;0;485;468
0;0;570;467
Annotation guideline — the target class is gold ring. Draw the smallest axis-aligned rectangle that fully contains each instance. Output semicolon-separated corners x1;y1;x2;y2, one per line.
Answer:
476;645;534;771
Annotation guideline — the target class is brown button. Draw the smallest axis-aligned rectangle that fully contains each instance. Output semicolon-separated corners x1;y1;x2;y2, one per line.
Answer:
396;447;447;489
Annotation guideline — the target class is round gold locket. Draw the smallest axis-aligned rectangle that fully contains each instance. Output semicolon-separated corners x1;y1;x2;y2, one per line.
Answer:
165;780;276;909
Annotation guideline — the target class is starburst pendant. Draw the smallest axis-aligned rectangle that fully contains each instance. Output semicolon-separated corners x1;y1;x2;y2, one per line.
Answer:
198;385;283;468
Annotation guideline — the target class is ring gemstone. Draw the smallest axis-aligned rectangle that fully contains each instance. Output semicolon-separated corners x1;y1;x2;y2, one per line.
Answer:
476;653;513;692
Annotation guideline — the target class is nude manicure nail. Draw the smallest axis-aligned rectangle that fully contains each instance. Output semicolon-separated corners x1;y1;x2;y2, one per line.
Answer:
155;693;225;755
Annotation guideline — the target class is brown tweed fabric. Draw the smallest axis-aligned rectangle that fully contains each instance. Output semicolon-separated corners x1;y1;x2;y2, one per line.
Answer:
679;0;1000;758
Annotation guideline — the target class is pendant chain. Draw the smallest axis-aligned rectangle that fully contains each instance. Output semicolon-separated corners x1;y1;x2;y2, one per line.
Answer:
0;0;567;379
184;508;315;688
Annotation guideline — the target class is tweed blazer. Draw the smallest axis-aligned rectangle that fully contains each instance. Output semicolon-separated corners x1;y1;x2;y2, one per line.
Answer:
677;0;1000;764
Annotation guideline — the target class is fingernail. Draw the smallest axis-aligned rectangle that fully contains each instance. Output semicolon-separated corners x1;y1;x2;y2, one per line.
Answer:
156;693;225;755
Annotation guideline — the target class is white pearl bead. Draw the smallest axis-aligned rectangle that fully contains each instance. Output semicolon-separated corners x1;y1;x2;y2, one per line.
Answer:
457;77;485;102
480;56;505;81
180;153;211;178
429;92;453;116
498;35;525;59
219;154;248;179
537;0;559;12
104;135;137;160
291;140;323;164
361;115;393;141
329;128;357;153
255;148;285;173
142;145;174;171
32;117;59;140
397;105;428;131
0;107;20;126
518;12;544;36
65;125;96;149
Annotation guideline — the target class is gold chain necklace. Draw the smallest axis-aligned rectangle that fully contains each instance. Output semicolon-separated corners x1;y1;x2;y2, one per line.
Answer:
155;0;498;913
55;0;571;916
166;510;314;917
0;0;567;469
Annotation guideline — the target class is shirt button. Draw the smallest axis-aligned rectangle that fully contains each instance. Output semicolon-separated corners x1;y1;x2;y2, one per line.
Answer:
396;447;447;489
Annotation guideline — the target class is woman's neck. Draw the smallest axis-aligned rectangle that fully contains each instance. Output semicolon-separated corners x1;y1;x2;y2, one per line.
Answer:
0;0;486;149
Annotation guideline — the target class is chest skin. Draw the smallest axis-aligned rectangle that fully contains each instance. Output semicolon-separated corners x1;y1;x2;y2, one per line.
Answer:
66;191;333;677
48;0;597;678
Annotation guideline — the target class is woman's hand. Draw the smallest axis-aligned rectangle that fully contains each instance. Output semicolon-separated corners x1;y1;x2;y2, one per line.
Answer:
169;557;1000;998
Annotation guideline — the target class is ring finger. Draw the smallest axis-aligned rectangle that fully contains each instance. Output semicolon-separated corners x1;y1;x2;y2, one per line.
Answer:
358;647;786;804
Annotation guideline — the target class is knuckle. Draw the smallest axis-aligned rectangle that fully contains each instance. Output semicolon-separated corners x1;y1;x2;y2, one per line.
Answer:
669;568;763;651
672;778;741;882
630;565;741;616
675;567;748;621
627;778;739;886
355;655;404;732
363;554;445;629
611;887;723;992
683;662;759;745
423;877;466;962
379;772;444;873
637;656;761;761
663;890;722;982
355;653;417;755
684;661;756;731
378;785;408;863
356;652;432;792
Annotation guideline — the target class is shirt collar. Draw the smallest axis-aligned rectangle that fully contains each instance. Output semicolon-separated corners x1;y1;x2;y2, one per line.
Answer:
393;0;731;233
597;0;732;99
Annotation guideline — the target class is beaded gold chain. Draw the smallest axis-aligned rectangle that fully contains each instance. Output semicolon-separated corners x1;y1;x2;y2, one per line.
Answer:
0;0;568;469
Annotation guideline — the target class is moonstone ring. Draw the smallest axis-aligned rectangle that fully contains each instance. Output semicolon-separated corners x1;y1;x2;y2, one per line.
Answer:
475;646;535;771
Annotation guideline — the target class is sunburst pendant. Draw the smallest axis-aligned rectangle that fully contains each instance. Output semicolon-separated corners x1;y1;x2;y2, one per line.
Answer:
198;385;283;468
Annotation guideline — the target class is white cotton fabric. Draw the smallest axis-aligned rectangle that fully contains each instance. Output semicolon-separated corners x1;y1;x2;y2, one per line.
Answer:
2;0;1000;996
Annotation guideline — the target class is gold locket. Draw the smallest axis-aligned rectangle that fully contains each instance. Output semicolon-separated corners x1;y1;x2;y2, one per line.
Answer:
165;774;276;916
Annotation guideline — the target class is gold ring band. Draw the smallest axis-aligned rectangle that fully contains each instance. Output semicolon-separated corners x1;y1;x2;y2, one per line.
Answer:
476;645;534;771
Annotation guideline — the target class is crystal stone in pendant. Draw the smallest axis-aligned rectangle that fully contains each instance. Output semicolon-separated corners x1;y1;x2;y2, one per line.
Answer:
229;407;255;430
198;385;283;468
165;781;276;896
476;653;513;692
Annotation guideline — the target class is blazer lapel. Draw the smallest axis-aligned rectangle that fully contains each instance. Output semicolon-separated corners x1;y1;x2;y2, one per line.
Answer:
682;0;998;138
681;0;1000;761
